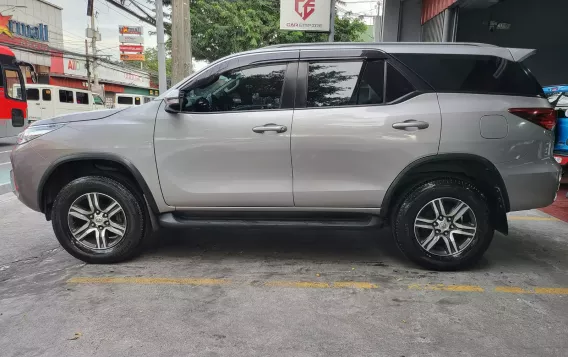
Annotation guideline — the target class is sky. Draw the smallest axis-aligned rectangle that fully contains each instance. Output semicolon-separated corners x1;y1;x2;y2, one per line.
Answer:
49;0;380;63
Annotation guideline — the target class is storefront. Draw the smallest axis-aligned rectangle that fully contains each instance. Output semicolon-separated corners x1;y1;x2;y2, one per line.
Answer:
0;0;64;83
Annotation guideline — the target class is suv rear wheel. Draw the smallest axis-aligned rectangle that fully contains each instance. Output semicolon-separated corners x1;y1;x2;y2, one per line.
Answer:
392;178;494;271
51;176;147;263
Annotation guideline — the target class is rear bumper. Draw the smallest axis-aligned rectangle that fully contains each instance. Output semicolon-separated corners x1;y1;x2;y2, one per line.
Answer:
497;158;562;212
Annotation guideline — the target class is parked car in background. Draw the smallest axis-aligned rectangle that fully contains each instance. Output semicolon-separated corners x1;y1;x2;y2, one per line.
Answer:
544;85;568;174
113;93;153;109
16;84;106;123
10;43;562;270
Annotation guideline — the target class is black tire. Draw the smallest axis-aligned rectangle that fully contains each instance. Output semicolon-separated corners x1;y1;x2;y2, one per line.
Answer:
51;176;147;263
392;178;494;271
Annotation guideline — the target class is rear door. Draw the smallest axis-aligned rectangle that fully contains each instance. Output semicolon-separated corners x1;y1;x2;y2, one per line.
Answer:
291;50;442;207
26;87;42;122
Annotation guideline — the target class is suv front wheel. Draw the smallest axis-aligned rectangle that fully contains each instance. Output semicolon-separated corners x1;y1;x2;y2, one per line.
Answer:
392;178;494;271
51;176;147;263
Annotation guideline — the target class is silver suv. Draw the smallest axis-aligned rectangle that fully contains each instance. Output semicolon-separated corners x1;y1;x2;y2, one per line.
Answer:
10;43;562;270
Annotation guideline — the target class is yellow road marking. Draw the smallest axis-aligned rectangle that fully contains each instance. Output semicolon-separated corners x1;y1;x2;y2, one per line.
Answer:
533;287;568;295
409;284;484;292
67;277;230;286
495;286;530;294
264;281;378;289
508;216;560;221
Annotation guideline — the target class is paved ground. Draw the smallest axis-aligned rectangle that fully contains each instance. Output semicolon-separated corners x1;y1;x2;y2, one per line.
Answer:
0;192;567;357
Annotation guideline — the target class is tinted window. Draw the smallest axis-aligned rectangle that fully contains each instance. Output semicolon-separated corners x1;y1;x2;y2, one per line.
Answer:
76;91;89;105
42;89;52;101
307;62;363;107
117;96;133;105
386;63;414;102
357;61;384;105
26;88;40;101
183;64;286;112
135;97;141;105
395;54;544;97
59;90;74;103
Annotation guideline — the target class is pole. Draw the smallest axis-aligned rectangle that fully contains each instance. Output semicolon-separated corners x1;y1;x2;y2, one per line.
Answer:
91;8;99;88
328;0;336;42
171;0;192;85
85;39;92;92
155;0;167;92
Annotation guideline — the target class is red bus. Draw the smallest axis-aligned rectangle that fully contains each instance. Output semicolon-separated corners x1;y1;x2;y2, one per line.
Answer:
0;45;37;138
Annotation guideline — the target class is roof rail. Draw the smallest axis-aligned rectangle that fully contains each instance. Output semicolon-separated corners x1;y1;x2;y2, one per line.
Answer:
263;42;498;49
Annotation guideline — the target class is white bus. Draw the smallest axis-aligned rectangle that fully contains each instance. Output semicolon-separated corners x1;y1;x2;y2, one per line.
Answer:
114;93;153;109
17;84;106;122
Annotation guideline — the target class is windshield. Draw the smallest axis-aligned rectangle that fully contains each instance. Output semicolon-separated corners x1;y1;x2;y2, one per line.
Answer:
3;67;25;100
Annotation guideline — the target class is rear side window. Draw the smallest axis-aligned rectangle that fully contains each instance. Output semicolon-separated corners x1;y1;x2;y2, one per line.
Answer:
76;92;89;105
386;64;414;102
42;89;52;101
59;90;74;103
394;54;544;97
26;88;40;101
117;96;133;105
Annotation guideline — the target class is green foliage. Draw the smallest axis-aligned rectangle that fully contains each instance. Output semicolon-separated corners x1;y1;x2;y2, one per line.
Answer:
142;47;172;76
156;0;368;63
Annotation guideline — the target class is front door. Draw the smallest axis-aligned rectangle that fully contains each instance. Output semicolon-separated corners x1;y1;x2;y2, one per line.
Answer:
154;62;297;207
291;57;442;208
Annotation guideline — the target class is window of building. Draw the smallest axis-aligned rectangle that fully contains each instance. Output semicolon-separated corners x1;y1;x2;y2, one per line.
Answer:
26;88;40;101
59;90;74;103
183;64;287;112
76;91;89;105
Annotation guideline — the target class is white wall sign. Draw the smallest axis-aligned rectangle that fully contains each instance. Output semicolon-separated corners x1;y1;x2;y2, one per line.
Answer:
280;0;332;32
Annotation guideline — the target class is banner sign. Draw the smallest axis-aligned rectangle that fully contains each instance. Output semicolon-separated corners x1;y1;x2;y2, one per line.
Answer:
120;53;145;61
119;35;144;44
62;56;151;87
280;0;331;32
120;45;144;53
119;25;143;35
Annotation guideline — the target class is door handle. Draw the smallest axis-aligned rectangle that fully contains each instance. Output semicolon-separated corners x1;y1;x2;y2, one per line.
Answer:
252;124;287;133
392;120;429;130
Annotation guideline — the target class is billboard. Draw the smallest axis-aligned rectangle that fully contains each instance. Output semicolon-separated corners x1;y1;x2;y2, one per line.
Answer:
280;0;332;32
62;56;151;87
120;53;145;61
119;25;143;35
119;45;144;53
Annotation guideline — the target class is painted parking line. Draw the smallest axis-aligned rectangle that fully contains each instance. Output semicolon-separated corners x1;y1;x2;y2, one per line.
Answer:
67;277;568;295
508;216;560;221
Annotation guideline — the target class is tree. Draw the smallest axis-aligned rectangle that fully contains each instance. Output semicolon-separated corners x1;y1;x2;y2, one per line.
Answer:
155;0;367;63
142;47;173;77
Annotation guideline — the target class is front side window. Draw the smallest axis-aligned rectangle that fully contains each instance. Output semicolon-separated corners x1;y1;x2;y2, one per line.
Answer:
117;96;133;105
76;92;89;105
182;64;286;113
42;89;52;101
93;94;104;105
4;69;24;100
26;88;40;101
135;97;141;105
59;90;74;103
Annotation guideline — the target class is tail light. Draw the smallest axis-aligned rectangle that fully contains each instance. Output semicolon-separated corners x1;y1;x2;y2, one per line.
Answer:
509;108;557;130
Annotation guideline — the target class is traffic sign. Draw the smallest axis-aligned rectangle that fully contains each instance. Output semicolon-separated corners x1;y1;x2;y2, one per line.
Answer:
120;45;144;53
120;53;145;61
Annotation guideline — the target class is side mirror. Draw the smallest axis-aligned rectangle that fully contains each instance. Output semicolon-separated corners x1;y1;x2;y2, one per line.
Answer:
164;90;182;114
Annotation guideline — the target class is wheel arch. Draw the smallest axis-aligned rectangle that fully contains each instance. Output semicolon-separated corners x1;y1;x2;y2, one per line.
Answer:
38;153;160;217
382;154;510;235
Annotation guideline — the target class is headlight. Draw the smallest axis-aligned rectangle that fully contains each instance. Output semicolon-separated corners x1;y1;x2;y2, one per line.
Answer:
17;123;66;145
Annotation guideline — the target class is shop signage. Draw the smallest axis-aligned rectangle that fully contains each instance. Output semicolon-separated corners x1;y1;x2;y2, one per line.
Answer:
120;53;145;61
119;35;144;44
280;0;331;32
0;13;49;42
119;26;143;35
62;56;151;88
119;44;144;53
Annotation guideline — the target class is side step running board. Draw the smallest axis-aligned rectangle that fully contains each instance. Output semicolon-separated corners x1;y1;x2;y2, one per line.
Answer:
159;213;381;229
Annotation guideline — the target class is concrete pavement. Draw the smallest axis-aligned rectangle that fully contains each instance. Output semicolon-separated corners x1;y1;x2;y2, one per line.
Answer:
1;192;567;357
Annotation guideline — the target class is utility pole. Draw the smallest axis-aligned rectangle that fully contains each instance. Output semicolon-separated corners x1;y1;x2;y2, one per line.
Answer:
85;39;92;92
91;10;99;89
171;0;192;85
155;0;167;93
328;0;336;42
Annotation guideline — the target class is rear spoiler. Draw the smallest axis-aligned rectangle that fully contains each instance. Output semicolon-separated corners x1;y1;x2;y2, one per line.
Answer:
508;48;536;62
